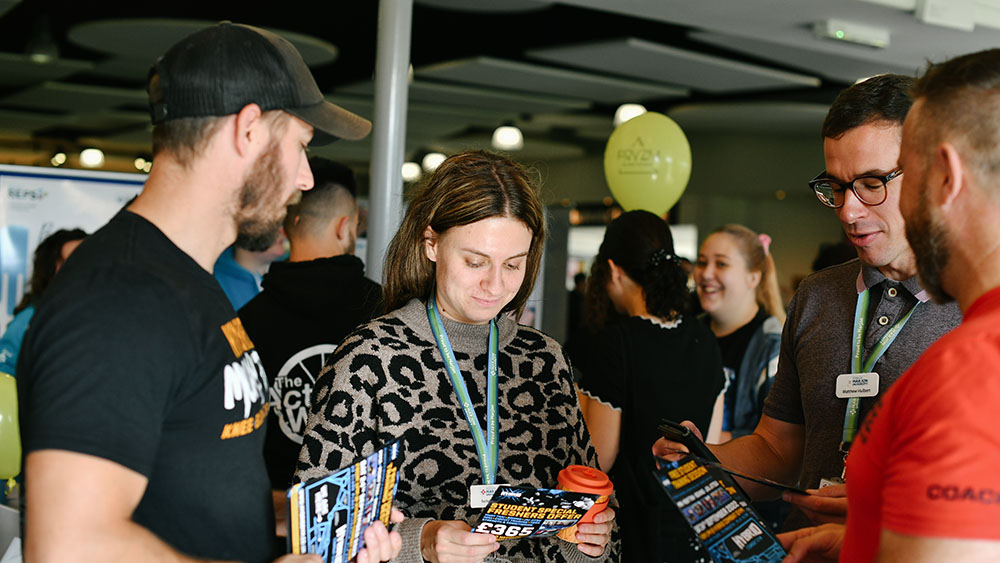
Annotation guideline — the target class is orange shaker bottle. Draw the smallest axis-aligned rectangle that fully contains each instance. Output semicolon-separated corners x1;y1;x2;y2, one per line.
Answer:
555;465;613;543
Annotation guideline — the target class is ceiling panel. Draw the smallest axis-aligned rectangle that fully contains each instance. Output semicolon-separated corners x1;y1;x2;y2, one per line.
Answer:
688;30;918;84
0;53;93;88
0;108;66;134
87;58;154;83
528;38;821;93
327;93;516;124
0;82;146;113
415;56;688;103
90;126;153;148
430;134;586;161
515;111;614;140
326;94;505;139
0;1;18;18
68;19;339;67
668;102;828;134
63;110;152;131
415;0;553;12
338;79;590;114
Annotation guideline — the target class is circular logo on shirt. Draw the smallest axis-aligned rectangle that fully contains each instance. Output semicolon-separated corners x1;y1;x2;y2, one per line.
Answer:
271;344;337;444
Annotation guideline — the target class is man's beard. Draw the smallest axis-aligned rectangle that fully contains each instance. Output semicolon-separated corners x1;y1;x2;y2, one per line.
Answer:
905;187;954;304
234;141;294;251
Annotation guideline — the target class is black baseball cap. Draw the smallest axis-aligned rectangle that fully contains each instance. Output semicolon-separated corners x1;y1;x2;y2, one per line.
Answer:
147;21;370;145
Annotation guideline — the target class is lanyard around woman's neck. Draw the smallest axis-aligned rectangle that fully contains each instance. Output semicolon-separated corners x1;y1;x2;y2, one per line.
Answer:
426;295;499;485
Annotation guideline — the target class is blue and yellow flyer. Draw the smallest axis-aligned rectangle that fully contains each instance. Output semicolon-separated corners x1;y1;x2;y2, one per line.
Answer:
472;487;599;540
288;439;402;563
654;456;786;562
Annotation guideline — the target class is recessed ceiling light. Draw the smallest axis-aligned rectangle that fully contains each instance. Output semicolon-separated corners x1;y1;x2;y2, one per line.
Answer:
80;148;104;168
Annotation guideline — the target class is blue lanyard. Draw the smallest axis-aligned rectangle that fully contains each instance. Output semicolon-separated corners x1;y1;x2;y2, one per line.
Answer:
426;296;499;485
841;287;917;447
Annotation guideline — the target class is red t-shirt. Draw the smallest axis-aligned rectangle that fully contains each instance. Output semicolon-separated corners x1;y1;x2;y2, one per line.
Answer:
843;286;1000;560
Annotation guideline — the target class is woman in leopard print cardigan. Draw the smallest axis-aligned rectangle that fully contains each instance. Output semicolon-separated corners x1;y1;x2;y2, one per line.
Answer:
296;151;618;563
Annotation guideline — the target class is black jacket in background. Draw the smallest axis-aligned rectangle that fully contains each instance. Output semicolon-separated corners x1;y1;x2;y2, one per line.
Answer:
239;254;382;489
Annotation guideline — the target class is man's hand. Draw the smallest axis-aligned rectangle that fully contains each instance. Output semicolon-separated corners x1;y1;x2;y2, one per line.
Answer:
574;506;615;557
355;508;404;563
651;420;703;463
783;484;847;525
778;523;844;562
273;490;290;537
420;519;498;563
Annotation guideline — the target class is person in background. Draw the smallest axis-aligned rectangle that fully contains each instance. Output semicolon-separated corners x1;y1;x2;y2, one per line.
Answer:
0;228;86;376
694;224;789;531
214;234;287;310
811;238;858;272
574;209;724;563
296;150;617;563
239;156;381;535
694;224;785;441
566;271;587;340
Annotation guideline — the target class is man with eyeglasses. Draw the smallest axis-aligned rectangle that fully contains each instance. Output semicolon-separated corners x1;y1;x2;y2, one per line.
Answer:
781;47;1000;562
654;74;961;530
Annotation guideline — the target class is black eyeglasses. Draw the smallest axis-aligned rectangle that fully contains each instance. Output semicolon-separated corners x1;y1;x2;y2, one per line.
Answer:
808;168;903;208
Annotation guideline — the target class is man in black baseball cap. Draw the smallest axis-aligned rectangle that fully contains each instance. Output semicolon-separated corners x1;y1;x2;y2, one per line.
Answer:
148;21;371;146
18;22;401;563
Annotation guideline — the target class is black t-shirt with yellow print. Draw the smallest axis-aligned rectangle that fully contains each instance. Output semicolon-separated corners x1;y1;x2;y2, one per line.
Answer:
19;210;273;562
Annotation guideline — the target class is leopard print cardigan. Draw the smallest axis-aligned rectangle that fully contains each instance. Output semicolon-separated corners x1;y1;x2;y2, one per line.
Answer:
296;299;620;562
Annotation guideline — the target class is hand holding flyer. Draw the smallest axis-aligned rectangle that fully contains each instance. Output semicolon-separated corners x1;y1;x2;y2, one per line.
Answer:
288;439;403;563
472;486;600;541
654;455;786;562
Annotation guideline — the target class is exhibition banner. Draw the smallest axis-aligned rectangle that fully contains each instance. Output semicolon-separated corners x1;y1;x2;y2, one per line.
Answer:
0;165;145;330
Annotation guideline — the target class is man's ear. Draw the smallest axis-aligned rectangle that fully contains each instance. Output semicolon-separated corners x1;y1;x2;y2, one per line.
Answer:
938;142;966;210
233;103;264;157
423;226;438;262
335;215;351;242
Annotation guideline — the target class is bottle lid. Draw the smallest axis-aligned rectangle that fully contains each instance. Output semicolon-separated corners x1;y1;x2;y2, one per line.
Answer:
558;465;613;495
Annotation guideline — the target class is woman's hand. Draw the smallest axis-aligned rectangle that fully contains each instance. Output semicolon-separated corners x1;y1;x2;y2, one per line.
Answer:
574;506;616;557
356;508;405;563
420;519;498;563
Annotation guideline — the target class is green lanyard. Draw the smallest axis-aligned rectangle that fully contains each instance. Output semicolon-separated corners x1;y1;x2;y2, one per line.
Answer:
840;287;918;448
426;296;499;485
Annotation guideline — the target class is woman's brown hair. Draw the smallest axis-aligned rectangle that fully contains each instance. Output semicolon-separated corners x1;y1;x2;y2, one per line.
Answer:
382;150;545;319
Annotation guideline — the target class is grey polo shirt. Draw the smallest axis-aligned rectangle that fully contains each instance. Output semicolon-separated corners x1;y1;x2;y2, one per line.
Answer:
763;258;961;522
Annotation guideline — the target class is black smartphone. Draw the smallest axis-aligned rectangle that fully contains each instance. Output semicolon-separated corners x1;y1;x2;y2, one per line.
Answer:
657;419;808;496
657;419;719;463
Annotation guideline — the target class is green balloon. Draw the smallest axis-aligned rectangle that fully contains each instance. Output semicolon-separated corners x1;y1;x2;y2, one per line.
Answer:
603;112;692;216
0;372;19;480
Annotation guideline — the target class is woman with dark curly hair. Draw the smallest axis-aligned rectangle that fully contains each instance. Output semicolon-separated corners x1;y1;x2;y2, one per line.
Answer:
573;210;724;563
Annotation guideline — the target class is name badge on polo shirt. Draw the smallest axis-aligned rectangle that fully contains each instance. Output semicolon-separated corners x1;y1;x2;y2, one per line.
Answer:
819;477;845;489
470;484;510;509
835;372;880;399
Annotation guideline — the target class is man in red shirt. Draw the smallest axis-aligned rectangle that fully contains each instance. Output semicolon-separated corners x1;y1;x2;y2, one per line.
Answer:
780;48;1000;562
